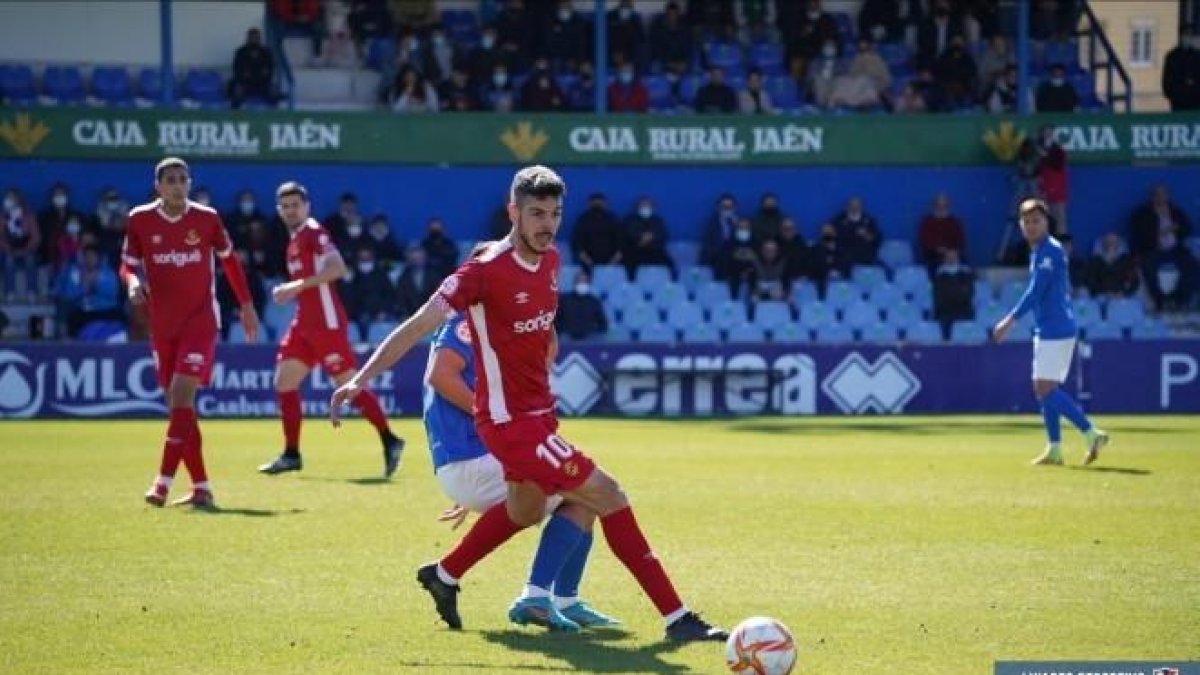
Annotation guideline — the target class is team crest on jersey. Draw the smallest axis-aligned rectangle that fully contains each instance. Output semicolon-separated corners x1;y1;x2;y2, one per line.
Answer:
184;229;200;245
1039;257;1053;270
562;460;580;477
455;321;473;344
151;235;162;244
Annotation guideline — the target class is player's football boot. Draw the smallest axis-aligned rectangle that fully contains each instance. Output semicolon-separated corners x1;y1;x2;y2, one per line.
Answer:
1030;445;1064;466
666;611;729;642
144;482;169;507
559;601;621;629
1082;428;1109;466
258;454;303;474
171;488;216;509
382;433;405;478
416;563;462;630
507;597;581;633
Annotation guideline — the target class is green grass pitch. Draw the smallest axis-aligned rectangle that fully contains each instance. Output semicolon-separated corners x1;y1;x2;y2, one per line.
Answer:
1;416;1197;674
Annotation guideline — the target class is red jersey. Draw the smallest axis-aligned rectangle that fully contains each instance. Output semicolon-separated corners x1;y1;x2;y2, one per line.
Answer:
285;218;348;331
435;239;559;425
121;199;232;339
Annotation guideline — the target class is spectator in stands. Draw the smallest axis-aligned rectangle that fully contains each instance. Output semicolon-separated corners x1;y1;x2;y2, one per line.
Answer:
1035;64;1079;112
964;0;1001;41
827;39;890;110
1036;124;1070;233
567;60;598;111
427;26;456;81
421;217;459;279
622;196;675;278
323;192;362;246
777;217;811;286
348;0;393;47
687;0;735;37
494;0;534;72
907;66;944;111
985;64;1022;113
893;82;928;113
977;35;1011;97
1059;233;1088;292
519;59;567;112
998;137;1043;264
389;0;437;34
37;182;81;270
700;193;742;276
466;25;506;88
1085;233;1139;298
364;214;403;267
917;193;967;275
439;66;480;111
805;40;845;108
216;249;266;340
545;0;591;69
245;217;287;279
1143;228;1198;311
752;239;789;301
932;248;974;338
480;64;517;112
780;0;839;76
343;247;395;333
917;0;964;69
607;0;647;68
1030;0;1075;41
933;34;977;109
52;245;121;338
571;193;623;272
225;189;265;249
391;65;440;112
2;188;40;300
739;69;776;114
831;197;881;267
1129;185;1192;260
1163;34;1200;112
858;0;903;42
228;28;279;108
315;23;360;70
724;217;761;299
393;244;437;320
556;269;608;341
810;222;850;288
751;193;786;242
650;2;692;77
608;64;650;113
694;67;738;113
391;34;443;86
89;188;127;271
268;0;322;57
52;213;85;273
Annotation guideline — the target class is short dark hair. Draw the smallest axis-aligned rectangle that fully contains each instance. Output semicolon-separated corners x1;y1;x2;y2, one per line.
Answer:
509;165;566;204
154;157;188;182
276;181;309;202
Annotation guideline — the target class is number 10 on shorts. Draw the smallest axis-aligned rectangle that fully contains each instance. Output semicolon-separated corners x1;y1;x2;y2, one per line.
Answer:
535;434;575;469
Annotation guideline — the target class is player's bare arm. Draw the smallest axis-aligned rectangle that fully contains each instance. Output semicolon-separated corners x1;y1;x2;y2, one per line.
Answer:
427;348;474;413
273;250;347;304
329;297;446;424
992;314;1015;343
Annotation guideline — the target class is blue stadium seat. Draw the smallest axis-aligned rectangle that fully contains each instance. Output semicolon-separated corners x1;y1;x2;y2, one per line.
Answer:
867;281;903;309
1042;39;1080;70
1073;297;1103;328
1130;318;1168;340
648;281;687;309
878;240;914;270
638;322;676;344
727;323;766;343
974;299;1007;326
765;75;800;109
705;40;745;72
694;280;732;308
814;324;854;345
665;301;704;330
709;299;747;331
798;301;835;332
263;303;295;336
973;279;994;302
137;67;168;102
44;65;86;104
367;321;393;344
842;300;879;330
559;263;581;287
636;265;674;288
748;42;785;75
770;322;808;343
645;74;673;109
1105;297;1145;328
878;42;911;69
619;300;660;331
680;322;720;344
893;266;931;298
606;281;645;308
883;300;922;329
950;321;988;344
182;69;225;106
0;64;37;104
442;9;479;44
860;323;900;344
824;280;859;310
679;264;713;294
1070;70;1096;101
589;264;626;296
90;66;132;106
851;265;888;291
906;321;943;343
999;280;1027;307
667;241;700;267
752;300;792;331
345;322;363;343
227;322;250;344
1083;322;1123;341
365;38;398;72
680;74;703;102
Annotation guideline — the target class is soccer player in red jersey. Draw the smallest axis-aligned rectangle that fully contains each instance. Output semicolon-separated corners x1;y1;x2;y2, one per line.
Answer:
257;181;404;476
331;166;727;642
120;157;259;509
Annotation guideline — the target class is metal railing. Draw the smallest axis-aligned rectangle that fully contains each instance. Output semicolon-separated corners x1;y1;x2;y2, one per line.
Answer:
1078;1;1133;112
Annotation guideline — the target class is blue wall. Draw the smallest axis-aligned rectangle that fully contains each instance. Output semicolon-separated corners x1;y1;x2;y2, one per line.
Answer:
5;160;1199;264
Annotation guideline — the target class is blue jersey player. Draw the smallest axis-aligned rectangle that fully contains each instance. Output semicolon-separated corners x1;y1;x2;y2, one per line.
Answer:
422;313;619;631
992;199;1109;466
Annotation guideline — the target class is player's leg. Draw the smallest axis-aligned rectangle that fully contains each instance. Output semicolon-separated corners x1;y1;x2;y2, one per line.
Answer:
550;506;620;628
260;358;311;474
1031;377;1065;465
331;365;404;477
144;342;183;506
165;373;214;508
1031;338;1107;465
508;499;590;632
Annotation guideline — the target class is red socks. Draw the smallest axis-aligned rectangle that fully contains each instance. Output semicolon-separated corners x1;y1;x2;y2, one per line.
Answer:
278;389;302;449
351;390;390;433
601;506;683;616
440;502;526;579
158;407;187;478
170;407;207;484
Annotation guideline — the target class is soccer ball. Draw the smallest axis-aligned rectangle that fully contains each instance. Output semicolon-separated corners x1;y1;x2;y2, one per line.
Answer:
725;616;798;675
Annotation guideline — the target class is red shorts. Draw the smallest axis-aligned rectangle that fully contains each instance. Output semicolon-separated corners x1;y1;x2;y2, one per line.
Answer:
151;329;217;389
478;415;596;495
277;323;356;376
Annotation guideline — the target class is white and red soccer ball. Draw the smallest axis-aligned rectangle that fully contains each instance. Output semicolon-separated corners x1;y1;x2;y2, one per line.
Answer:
725;616;798;675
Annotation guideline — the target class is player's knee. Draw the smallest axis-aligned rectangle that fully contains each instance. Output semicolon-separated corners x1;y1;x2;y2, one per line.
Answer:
589;471;629;516
508;500;543;528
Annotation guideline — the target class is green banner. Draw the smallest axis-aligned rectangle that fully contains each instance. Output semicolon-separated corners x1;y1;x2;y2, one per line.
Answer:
1;105;1197;166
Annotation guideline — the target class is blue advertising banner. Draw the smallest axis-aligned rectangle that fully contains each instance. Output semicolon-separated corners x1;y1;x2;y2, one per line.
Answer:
0;340;1197;419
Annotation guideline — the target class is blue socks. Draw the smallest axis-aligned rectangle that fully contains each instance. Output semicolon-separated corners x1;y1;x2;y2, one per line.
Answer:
553;531;593;600
1040;397;1062;443
1045;388;1092;433
528;513;585;592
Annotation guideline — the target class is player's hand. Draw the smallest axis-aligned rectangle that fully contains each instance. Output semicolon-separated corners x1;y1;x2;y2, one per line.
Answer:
991;316;1014;343
240;303;260;342
127;278;148;305
437;504;470;530
272;280;303;304
329;378;363;428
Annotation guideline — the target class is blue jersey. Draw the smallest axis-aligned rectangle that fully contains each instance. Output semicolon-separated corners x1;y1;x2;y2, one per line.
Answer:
1009;236;1077;339
422;316;488;471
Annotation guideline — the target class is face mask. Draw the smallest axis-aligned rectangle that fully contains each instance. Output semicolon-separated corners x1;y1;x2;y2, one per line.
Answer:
619;7;632;20
431;34;445;45
735;229;751;243
3;198;15;212
52;194;68;209
720;206;735;218
493;72;508;87
808;10;820;19
1159;231;1177;250
822;45;837;58
1050;77;1064;86
408;38;420;51
637;206;653;219
558;8;571;21
348;224;363;238
358;262;375;274
575;283;590;295
1157;265;1180;294
240;200;255;215
371;227;388;240
847;210;861;222
66;221;81;236
106;199;122;213
619;71;633;84
482;35;496;49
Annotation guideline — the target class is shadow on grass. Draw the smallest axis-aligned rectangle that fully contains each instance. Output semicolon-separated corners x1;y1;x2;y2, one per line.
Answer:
1067;465;1152;476
474;629;694;674
726;421;1045;435
296;476;393;486
188;507;308;517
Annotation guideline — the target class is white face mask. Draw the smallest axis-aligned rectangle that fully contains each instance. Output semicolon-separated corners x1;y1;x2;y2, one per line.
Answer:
1157;265;1180;294
482;35;496;49
735;229;751;243
66;221;81;235
575;283;590;295
348;224;363;237
822;45;837;58
619;71;634;84
358;262;375;274
52;194;68;209
493;72;508;87
558;8;571;21
3;197;16;212
240;200;255;215
637;205;653;219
